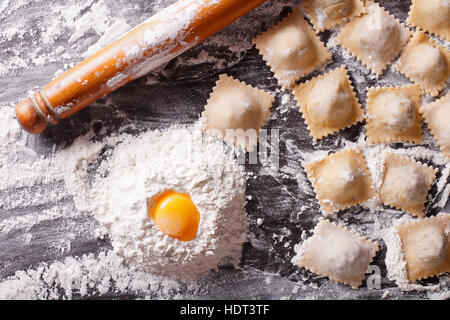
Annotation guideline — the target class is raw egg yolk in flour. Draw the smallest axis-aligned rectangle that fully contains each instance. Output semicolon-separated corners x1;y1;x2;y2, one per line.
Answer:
148;191;200;242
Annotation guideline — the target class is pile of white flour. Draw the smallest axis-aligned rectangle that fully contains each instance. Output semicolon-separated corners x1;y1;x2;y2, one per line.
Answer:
60;125;248;278
0;109;248;298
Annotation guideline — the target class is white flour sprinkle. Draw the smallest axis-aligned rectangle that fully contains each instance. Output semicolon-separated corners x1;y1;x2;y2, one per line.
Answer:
0;250;198;300
0;0;113;77
0;106;62;191
82;20;132;58
0;0;182;79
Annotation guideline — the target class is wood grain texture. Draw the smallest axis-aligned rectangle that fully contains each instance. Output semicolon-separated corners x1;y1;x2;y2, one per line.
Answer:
1;0;448;300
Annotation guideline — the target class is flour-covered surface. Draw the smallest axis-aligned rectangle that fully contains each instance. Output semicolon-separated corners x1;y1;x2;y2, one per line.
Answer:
0;0;449;300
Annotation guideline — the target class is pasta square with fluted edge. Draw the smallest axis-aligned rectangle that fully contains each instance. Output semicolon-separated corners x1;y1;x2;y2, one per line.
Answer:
302;0;366;32
294;65;364;141
420;93;450;161
303;147;376;215
379;152;438;217
396;213;450;282
395;31;450;97
253;8;331;89
202;74;275;151
407;0;450;42
294;218;379;289
366;85;422;144
335;2;411;76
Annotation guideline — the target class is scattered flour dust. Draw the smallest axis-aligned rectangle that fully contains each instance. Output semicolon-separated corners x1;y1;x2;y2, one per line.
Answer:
0;250;198;300
0;106;62;190
59;125;248;278
0;0;113;76
81;20;132;58
0;0;181;78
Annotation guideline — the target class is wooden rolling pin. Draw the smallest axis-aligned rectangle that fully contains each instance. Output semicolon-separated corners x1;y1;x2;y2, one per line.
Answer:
16;0;268;134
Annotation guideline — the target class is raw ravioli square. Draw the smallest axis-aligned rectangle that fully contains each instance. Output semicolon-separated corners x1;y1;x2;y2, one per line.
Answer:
294;218;379;289
302;0;365;32
395;31;450;97
365;85;422;144
203;74;275;151
396;213;450;282
335;2;411;76
408;0;450;42
253;8;332;89
379;152;438;217
303;147;376;215
420;93;450;160
294;65;364;141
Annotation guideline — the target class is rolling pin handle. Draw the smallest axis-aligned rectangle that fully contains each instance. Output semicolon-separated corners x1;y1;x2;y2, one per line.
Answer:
16;90;59;134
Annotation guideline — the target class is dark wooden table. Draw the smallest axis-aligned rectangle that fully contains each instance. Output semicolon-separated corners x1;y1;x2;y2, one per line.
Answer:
0;0;448;299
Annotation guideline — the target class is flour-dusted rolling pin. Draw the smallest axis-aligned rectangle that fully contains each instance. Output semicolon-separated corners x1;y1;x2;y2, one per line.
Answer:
16;0;268;134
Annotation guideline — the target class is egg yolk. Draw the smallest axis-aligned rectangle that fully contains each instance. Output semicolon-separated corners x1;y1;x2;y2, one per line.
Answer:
148;191;200;242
